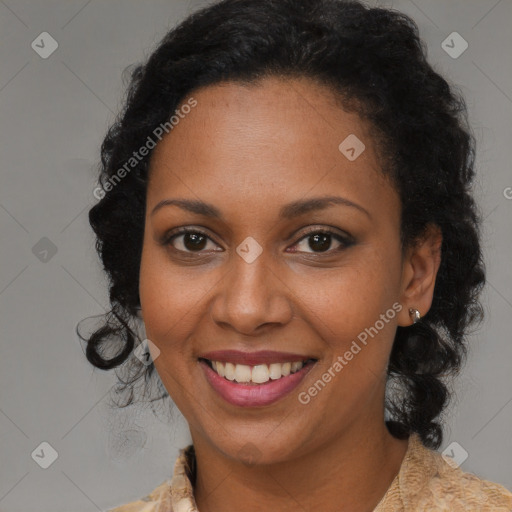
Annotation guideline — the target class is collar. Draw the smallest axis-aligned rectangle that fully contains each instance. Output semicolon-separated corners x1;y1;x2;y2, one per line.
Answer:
166;435;431;512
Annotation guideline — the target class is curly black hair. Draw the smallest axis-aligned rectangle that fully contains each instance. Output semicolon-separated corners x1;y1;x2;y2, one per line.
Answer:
78;0;485;450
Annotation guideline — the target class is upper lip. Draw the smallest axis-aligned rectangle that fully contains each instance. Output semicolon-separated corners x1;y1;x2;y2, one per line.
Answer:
199;350;317;366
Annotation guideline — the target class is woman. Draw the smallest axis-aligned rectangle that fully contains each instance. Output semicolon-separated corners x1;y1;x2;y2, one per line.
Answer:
81;0;512;510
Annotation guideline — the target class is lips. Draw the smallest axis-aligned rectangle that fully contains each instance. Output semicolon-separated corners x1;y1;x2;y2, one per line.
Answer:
198;350;317;407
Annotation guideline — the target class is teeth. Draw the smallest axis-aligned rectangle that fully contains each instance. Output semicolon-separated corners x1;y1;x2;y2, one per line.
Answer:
216;361;225;377
291;361;302;372
209;360;307;384
269;363;282;380
224;362;236;381
234;364;252;383
252;364;270;383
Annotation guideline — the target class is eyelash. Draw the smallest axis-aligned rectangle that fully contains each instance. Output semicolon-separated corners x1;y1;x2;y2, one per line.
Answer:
162;226;354;256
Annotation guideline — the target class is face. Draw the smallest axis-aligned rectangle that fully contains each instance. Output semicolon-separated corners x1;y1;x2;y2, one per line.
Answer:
139;76;414;464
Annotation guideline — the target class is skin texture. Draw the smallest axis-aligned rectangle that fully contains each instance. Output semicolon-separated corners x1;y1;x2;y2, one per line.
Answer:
139;76;442;512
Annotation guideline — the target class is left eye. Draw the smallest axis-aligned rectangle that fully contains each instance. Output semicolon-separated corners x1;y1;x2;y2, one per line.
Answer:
166;230;219;253
290;230;351;254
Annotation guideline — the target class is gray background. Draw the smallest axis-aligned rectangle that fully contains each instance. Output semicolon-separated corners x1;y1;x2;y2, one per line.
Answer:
0;0;511;511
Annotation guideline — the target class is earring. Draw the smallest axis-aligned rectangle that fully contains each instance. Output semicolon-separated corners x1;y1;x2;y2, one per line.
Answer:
409;308;421;324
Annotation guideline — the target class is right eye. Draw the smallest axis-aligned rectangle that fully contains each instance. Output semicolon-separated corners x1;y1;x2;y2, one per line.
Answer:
164;228;222;254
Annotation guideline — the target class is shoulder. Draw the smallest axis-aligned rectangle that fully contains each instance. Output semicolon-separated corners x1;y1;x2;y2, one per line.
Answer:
401;435;512;511
419;455;512;511
106;479;172;512
105;445;195;512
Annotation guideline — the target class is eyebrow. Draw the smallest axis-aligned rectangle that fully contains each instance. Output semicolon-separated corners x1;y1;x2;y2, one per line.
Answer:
150;195;371;220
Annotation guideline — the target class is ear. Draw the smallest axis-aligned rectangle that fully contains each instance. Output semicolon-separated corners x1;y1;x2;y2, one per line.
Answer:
397;223;442;327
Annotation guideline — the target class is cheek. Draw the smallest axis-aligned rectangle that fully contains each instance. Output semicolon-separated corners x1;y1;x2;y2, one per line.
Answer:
139;243;209;342
139;250;200;406
294;256;397;339
294;255;399;392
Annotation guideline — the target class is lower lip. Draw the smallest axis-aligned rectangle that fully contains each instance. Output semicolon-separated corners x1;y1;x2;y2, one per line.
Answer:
200;360;315;407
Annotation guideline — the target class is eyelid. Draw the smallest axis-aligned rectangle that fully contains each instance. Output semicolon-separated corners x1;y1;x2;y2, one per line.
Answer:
288;226;354;254
293;225;354;243
162;226;220;248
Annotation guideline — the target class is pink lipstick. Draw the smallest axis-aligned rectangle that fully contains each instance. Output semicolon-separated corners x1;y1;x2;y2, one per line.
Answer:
198;350;316;407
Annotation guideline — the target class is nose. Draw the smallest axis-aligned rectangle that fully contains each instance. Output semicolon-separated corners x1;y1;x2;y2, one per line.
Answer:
209;250;293;336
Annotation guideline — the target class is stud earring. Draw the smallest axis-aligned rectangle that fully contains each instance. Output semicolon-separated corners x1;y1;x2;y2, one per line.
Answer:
409;308;421;324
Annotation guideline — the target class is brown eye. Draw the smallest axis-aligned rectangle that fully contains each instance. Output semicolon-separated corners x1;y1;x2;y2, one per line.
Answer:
181;232;208;251
165;229;220;253
290;229;353;254
307;233;332;252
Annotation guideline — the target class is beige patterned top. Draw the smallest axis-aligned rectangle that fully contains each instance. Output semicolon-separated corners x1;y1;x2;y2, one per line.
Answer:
107;434;512;511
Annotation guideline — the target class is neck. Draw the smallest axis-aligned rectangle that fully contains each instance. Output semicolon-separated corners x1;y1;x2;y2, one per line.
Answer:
191;417;409;512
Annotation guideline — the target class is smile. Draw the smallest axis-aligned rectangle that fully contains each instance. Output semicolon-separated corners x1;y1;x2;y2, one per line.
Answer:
198;351;317;407
203;359;315;384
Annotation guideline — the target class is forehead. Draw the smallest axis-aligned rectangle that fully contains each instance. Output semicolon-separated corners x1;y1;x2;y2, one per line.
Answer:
147;76;399;224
